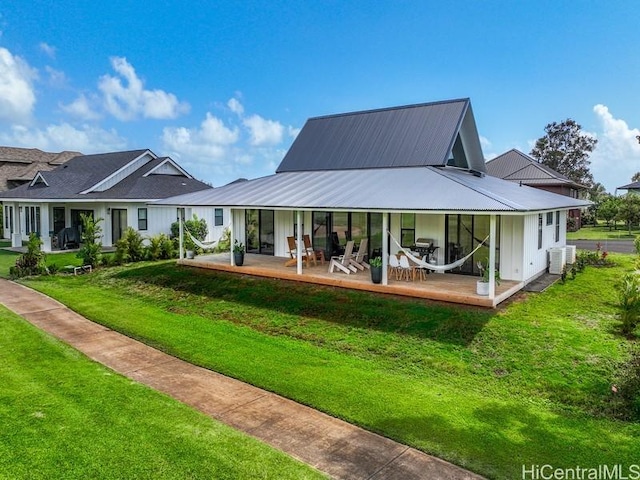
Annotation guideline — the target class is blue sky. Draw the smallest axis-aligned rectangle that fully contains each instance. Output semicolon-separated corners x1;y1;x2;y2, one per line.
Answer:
1;1;639;192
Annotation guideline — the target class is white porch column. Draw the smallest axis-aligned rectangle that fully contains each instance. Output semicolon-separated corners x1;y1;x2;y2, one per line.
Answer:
489;214;497;299
296;210;303;275
12;205;22;247
382;212;389;285
41;204;51;252
178;208;185;260
229;208;235;266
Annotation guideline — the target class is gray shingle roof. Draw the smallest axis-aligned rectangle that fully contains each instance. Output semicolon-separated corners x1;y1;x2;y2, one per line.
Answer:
486;149;585;189
0;149;211;201
276;98;476;173
0;146;81;191
618;181;640;190
155;166;590;213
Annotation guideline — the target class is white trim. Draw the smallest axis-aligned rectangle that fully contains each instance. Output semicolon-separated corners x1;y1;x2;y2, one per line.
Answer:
143;158;192;179
29;172;49;187
79;150;156;194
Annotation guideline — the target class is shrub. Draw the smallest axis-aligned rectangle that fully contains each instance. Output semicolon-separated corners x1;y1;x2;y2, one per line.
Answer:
76;214;103;267
146;234;176;260
214;227;231;253
114;227;145;264
170;215;208;253
10;233;47;277
617;273;640;337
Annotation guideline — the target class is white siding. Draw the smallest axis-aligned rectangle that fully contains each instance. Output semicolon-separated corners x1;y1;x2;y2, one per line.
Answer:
415;213;446;264
499;215;524;282
89;153;154;192
521;210;568;282
274;210;294;257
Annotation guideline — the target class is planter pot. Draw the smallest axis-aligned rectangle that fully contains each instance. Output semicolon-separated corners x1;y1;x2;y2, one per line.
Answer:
186;250;195;259
234;251;245;266
476;280;489;296
370;265;383;284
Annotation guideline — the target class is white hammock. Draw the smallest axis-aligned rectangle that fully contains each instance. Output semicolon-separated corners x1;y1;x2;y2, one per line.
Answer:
388;232;490;272
183;222;228;250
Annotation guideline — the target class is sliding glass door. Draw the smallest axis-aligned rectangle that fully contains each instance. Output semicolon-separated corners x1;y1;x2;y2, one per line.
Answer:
445;214;499;275
245;209;275;255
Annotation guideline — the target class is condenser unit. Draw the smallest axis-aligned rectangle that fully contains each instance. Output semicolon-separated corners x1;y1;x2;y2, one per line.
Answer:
564;245;576;264
548;247;566;275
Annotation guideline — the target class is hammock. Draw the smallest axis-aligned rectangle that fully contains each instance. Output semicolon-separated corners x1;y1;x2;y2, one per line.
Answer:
388;232;490;272
183;222;228;250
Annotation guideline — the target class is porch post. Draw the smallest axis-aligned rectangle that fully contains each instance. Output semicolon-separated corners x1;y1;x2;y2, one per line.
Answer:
40;204;51;252
178;208;184;260
489;214;497;299
382;211;388;285
296;210;303;275
229;208;235;266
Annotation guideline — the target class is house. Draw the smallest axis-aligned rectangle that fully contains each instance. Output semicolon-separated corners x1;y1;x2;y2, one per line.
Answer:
155;98;590;306
0;146;81;191
485;149;588;230
0;149;218;252
617;181;640;194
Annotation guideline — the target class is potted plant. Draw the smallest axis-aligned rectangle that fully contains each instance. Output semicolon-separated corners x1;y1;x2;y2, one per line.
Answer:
370;256;383;284
476;259;500;296
233;240;245;266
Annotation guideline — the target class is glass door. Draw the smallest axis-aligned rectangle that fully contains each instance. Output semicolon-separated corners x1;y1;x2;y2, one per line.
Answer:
111;209;127;244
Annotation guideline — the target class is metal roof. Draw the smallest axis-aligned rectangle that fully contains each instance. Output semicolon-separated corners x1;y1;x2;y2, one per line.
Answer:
276;99;471;173
618;181;640;190
155;166;590;213
486;149;585;189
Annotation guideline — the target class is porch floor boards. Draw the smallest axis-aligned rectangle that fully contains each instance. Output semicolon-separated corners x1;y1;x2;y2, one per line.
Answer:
179;253;523;308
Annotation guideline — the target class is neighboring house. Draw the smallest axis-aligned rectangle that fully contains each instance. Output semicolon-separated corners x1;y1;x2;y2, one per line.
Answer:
156;98;589;302
485;149;588;230
0;149;217;251
617;181;640;194
0;146;81;191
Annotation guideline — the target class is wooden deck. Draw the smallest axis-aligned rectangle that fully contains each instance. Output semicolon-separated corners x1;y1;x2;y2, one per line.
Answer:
179;253;523;308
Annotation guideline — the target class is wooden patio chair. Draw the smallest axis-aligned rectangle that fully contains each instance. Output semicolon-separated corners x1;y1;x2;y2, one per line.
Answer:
285;236;310;267
349;238;370;271
328;240;357;274
303;234;324;265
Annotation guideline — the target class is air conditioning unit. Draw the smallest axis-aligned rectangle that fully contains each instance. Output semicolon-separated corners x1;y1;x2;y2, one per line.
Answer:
548;247;566;275
564;245;576;264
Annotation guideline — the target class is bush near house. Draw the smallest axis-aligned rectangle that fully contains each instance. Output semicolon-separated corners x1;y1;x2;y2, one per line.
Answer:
170;215;208;253
10;233;47;278
76;214;103;267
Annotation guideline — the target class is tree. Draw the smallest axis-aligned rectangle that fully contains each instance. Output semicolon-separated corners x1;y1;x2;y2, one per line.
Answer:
77;214;103;267
530;119;597;187
632;172;640;183
617;193;640;235
597;196;620;230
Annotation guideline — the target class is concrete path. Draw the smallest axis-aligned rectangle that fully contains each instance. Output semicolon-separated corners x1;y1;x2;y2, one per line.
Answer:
0;279;483;480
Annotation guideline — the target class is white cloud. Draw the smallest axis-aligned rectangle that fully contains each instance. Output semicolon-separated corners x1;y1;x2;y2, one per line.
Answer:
0;47;37;123
162;112;239;160
98;56;189;121
60;93;101;120
45;65;66;87
590;104;640;193
39;42;56;58
243;114;284;146
227;97;244;116
288;125;301;138
0;123;127;153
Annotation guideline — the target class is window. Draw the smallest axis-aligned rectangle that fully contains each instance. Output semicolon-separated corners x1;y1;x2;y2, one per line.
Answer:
400;213;415;248
137;208;148;231
546;212;553;226
25;206;41;235
555;211;560;242
214;208;223;226
538;214;543;250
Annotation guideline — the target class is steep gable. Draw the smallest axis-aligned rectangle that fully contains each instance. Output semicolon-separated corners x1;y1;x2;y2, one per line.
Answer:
276;98;486;173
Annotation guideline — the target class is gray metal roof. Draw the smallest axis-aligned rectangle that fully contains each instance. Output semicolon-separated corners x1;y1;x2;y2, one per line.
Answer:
0;150;211;201
276;99;473;173
486;149;585;189
618;181;640;190
155;166;590;213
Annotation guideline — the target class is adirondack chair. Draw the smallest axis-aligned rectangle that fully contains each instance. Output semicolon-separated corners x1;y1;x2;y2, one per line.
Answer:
303;234;324;265
349;238;370;271
284;236;310;267
328;240;357;274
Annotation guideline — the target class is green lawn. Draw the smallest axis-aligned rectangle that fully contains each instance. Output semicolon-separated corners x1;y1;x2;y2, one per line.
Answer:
0;305;322;479
568;223;640;240
0;249;97;279
19;256;640;479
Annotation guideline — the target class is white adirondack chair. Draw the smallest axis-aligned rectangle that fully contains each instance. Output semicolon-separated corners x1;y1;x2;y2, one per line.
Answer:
349;238;370;270
328;240;357;274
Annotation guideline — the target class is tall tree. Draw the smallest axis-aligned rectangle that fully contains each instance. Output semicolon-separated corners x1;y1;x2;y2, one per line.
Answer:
530;119;597;187
632;172;640;183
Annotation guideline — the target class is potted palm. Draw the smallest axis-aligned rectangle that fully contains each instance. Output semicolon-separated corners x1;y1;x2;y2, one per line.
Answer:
370;256;383;284
233;240;245;266
476;259;500;295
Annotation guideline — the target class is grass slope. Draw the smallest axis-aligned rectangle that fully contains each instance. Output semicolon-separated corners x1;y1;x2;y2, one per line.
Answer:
567;224;640;240
0;306;322;479
22;257;640;479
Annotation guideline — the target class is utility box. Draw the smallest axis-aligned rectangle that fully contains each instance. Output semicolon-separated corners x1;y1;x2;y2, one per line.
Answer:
548;247;566;275
564;245;576;264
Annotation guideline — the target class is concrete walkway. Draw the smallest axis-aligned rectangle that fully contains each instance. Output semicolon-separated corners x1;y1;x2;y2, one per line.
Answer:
0;279;483;480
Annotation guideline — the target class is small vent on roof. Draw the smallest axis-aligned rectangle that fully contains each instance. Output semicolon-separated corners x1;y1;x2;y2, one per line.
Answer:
469;169;485;178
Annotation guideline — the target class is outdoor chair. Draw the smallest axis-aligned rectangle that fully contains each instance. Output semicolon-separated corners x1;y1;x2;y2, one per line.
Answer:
303;234;324;265
414;255;429;281
349;238;370;271
398;254;413;281
328;240;358;274
285;236;310;267
388;254;401;279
